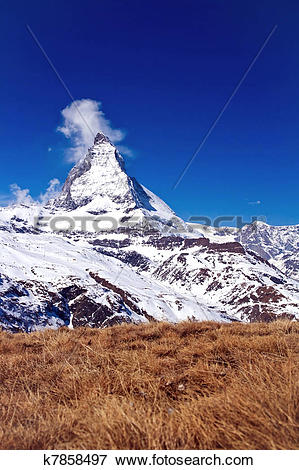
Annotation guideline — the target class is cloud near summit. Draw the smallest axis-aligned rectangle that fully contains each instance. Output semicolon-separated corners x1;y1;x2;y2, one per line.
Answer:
57;99;131;163
8;179;61;207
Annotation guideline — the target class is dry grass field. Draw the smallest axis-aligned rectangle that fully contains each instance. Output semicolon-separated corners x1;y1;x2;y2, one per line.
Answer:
0;320;298;450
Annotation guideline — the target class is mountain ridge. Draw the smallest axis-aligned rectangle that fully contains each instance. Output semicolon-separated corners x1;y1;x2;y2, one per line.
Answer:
189;221;299;281
49;132;181;232
0;131;298;331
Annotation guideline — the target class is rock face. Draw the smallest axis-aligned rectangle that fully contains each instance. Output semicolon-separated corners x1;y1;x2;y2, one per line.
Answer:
0;274;68;332
190;221;299;281
236;223;299;281
53;132;138;212
0;132;298;332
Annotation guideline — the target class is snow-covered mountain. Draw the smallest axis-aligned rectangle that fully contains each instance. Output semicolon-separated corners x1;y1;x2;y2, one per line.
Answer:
190;221;299;281
0;133;298;332
49;132;182;231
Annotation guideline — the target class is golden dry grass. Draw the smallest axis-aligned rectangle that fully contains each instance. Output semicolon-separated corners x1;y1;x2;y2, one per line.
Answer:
0;320;298;450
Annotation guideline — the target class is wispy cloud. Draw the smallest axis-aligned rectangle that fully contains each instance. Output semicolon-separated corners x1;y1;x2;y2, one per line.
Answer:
248;200;261;205
5;179;61;207
57;98;130;163
10;184;33;206
0;193;13;207
39;178;61;205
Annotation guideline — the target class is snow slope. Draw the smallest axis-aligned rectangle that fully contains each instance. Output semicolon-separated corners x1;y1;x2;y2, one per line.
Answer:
0;132;298;331
189;221;299;280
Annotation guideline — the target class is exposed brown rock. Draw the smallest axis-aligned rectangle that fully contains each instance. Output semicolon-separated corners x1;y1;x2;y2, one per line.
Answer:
89;272;155;323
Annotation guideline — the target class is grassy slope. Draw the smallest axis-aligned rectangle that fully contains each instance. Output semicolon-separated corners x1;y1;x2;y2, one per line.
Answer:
0;320;298;450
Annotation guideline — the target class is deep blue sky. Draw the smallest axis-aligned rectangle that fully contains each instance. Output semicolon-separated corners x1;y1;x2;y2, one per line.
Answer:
0;0;298;225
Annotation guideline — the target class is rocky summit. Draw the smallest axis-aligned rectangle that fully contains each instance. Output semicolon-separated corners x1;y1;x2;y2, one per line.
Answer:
50;132;178;229
0;133;298;332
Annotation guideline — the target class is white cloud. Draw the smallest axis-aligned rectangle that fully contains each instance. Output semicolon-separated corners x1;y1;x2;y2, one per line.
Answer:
48;147;52;152
8;179;61;207
248;200;261;205
0;193;13;206
57;99;130;163
117;144;134;158
39;178;61;205
10;184;33;206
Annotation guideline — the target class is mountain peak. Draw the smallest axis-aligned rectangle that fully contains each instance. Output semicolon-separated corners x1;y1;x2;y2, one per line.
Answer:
50;133;178;229
93;131;112;146
51;133;129;213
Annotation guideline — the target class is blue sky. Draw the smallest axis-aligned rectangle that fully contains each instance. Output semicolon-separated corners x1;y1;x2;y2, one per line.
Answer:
0;0;298;225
